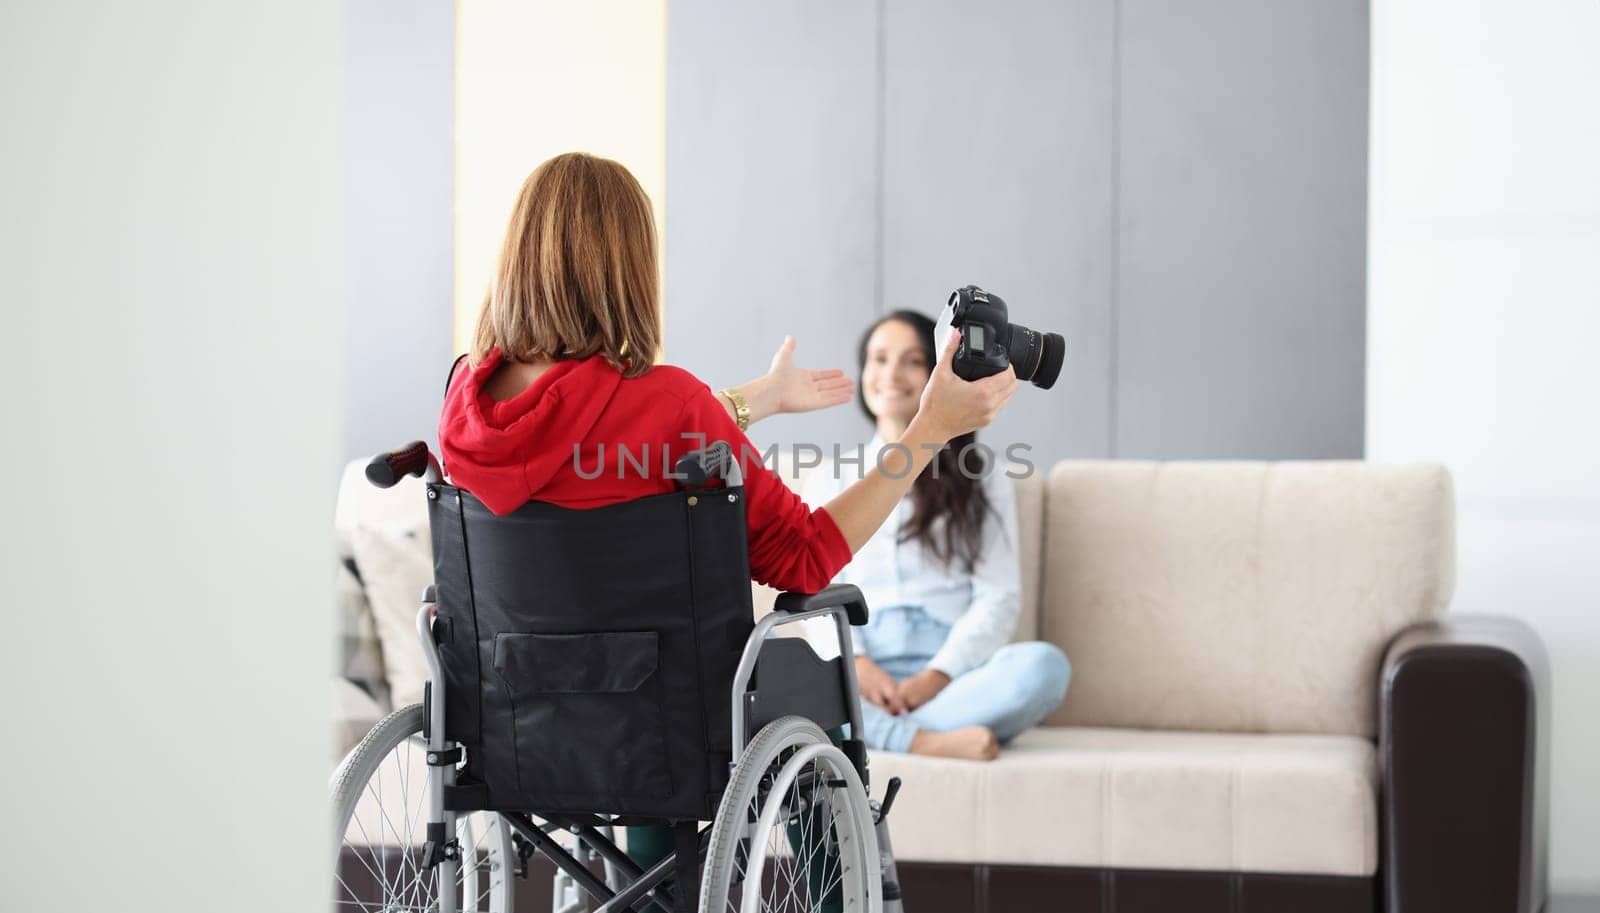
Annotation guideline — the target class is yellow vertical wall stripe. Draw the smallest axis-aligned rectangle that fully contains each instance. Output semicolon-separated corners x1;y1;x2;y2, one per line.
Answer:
453;0;669;357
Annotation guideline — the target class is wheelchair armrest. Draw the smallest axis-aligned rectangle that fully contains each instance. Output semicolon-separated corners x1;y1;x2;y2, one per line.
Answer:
772;584;869;627
732;583;872;758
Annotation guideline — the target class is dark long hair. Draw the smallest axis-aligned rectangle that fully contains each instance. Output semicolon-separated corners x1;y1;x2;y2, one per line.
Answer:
857;310;993;572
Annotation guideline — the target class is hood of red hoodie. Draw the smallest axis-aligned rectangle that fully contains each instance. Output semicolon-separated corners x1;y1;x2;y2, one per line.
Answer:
437;350;622;514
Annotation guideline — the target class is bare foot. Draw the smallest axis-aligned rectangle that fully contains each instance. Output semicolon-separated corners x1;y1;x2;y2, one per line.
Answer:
908;726;999;761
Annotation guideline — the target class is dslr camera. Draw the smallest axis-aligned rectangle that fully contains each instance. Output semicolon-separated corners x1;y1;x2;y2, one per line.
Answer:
935;285;1065;389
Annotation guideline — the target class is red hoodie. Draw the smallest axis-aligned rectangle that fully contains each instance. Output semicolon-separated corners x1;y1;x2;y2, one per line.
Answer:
437;349;852;593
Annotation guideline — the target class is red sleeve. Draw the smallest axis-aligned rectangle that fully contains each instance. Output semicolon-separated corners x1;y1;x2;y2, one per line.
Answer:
673;387;853;592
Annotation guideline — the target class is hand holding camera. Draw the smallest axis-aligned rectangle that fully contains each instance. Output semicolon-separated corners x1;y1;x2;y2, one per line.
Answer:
916;329;1018;441
935;285;1065;388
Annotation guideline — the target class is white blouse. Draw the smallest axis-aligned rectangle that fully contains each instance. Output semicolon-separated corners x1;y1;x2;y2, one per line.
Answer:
800;438;1022;678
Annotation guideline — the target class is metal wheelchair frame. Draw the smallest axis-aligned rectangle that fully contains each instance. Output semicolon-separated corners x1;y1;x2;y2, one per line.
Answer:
363;445;899;913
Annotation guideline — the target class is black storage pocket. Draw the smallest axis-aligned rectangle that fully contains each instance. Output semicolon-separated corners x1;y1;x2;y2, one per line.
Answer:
492;631;672;803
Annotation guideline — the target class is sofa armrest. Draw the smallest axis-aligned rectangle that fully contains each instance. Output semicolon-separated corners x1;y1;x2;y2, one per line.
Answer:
1381;614;1549;913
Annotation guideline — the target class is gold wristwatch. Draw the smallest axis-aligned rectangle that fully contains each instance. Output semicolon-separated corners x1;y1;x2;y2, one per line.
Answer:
719;387;751;432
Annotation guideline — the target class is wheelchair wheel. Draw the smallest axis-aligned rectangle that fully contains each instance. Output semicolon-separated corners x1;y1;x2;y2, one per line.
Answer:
700;716;880;912
332;703;514;912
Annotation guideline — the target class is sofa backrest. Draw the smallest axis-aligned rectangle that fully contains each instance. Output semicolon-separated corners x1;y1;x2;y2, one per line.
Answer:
1012;472;1045;642
1038;461;1455;739
336;456;1454;741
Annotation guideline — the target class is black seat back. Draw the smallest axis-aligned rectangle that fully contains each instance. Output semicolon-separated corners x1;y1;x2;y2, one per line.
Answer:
427;482;754;820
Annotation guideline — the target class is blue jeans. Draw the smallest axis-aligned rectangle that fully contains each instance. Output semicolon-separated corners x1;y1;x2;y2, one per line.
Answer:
855;604;1071;753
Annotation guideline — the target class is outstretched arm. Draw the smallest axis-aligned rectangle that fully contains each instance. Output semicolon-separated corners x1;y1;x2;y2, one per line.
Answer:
719;336;855;426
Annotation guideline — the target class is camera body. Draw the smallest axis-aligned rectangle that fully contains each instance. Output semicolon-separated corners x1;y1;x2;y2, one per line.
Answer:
940;285;1065;389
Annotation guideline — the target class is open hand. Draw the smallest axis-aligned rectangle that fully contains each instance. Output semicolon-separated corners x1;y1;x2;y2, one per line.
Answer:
766;336;854;415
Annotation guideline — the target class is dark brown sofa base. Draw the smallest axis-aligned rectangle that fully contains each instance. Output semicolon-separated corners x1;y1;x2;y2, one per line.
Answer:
896;862;1375;913
344;847;1374;913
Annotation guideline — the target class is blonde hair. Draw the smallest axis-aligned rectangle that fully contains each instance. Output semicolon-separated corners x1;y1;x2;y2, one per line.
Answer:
471;152;660;377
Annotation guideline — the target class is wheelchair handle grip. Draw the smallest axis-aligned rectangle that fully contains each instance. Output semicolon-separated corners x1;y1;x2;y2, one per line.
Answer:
366;441;440;488
675;439;743;489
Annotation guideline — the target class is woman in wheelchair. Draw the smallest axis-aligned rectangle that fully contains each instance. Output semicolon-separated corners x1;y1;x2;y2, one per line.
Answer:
804;312;1071;762
357;151;1014;913
438;154;1013;557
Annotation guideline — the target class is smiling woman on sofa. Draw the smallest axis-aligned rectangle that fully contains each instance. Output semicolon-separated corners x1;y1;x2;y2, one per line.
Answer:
803;311;1071;761
436;150;1018;897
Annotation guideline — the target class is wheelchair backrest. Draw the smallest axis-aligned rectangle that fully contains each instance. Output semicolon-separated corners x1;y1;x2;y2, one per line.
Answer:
427;481;756;820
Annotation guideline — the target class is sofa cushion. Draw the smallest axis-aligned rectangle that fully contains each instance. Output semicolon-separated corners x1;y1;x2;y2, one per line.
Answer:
336;556;390;709
1040;461;1454;738
347;522;434;708
868;726;1378;877
334;458;430;548
332;677;387;759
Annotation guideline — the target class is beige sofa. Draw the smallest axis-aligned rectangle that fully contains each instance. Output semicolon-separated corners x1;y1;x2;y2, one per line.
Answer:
334;459;1549;913
870;461;1448;873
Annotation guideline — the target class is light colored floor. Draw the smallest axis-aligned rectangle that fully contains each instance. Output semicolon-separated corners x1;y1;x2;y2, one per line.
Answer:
1551;896;1600;913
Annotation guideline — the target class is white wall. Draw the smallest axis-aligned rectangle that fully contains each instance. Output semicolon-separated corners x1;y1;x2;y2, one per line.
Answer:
341;0;455;462
454;0;666;351
1368;0;1600;891
0;4;337;910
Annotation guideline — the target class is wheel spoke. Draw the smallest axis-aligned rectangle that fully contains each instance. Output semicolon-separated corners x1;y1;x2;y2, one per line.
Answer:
710;729;869;912
334;709;511;913
344;815;393;889
344;715;867;913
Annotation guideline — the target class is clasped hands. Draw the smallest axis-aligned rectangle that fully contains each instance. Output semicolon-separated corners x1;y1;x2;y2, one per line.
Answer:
855;656;949;716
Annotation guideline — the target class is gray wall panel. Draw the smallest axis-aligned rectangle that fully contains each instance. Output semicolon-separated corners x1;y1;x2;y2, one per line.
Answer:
340;0;455;463
882;0;1117;463
666;0;879;456
666;0;1367;468
1114;0;1368;458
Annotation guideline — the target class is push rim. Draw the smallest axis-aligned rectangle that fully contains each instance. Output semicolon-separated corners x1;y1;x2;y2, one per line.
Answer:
700;716;879;912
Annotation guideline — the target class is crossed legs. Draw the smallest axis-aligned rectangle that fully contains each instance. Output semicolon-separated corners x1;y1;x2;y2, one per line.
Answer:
856;640;1071;756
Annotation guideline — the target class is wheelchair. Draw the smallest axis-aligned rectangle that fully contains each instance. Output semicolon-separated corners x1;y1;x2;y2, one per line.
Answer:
332;439;906;913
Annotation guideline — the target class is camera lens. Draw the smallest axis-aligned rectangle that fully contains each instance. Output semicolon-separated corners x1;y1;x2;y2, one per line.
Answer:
1034;332;1065;389
1006;324;1066;389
